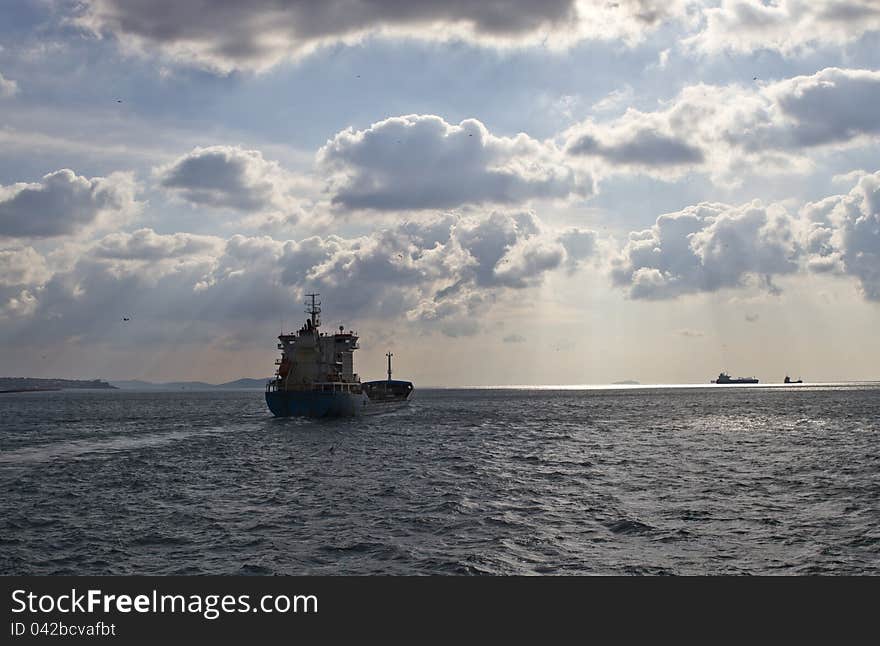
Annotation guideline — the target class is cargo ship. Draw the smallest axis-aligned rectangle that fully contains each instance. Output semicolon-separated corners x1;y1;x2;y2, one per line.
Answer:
265;294;413;417
712;372;759;384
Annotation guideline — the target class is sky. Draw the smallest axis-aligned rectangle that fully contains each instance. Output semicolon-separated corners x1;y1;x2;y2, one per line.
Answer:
0;0;879;386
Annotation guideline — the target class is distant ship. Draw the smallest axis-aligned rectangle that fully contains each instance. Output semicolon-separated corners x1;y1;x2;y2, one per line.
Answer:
265;294;414;418
784;376;803;384
713;372;759;384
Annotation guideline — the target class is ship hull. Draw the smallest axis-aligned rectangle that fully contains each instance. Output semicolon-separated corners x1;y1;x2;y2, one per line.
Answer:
266;390;366;418
265;389;412;418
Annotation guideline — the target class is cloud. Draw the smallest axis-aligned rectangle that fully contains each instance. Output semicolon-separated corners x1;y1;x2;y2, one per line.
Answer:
565;68;880;183
156;146;309;223
612;201;803;299
68;2;880;73
2;211;597;341
610;170;880;302
319;114;590;211
73;0;690;73
567;117;704;170
0;169;139;239
804;170;880;300
756;68;880;149
0;246;50;287
0;246;50;319
0;72;18;97
558;227;597;272
591;85;635;114
93;228;223;261
692;0;880;56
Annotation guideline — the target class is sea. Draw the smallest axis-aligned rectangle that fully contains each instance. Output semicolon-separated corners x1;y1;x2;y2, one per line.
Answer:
1;384;878;575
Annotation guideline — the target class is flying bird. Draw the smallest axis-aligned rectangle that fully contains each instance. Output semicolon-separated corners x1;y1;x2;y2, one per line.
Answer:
116;99;123;103
122;317;130;322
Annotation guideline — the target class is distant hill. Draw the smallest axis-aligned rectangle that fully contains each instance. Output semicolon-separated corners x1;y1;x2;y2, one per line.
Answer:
218;378;267;389
111;378;268;390
0;377;117;392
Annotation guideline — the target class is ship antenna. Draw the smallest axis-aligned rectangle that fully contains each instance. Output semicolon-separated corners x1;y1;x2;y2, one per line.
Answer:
386;351;393;382
305;293;321;329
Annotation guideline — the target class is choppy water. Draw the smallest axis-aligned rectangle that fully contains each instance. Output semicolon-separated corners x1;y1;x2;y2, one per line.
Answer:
1;385;878;575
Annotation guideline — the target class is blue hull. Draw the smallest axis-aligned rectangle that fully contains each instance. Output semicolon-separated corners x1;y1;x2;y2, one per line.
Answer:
265;390;365;418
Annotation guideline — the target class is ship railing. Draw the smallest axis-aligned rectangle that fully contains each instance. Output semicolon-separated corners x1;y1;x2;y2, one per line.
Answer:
267;381;362;394
314;382;362;393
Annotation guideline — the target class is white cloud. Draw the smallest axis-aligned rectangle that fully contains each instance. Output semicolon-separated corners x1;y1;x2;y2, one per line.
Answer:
0;246;50;287
804;170;880;300
566;68;880;184
93;228;223;261
610;170;880;302
0;246;50;319
611;201;803;299
0;72;18;98
0;169;139;239
591;85;635;113
319;114;591;211
692;0;880;56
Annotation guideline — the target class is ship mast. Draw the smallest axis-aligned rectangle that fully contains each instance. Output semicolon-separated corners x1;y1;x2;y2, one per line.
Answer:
306;293;321;330
386;351;393;382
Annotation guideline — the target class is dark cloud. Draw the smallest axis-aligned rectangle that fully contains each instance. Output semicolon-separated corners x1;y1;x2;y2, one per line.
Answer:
770;68;880;148
69;1;880;73
1;212;596;340
320;115;590;211
74;1;696;72
157;146;294;213
558;227;597;272
0;169;137;238
567;128;704;166
77;0;579;71
2;206;590;347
